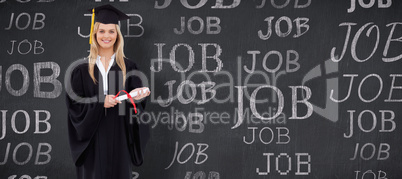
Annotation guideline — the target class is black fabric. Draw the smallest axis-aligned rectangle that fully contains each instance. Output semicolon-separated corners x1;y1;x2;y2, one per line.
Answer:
65;58;149;179
89;4;130;24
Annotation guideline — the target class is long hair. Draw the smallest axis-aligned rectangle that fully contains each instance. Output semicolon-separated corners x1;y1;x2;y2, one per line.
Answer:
88;22;127;87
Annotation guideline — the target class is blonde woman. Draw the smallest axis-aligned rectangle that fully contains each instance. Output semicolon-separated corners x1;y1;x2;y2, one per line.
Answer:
65;4;150;179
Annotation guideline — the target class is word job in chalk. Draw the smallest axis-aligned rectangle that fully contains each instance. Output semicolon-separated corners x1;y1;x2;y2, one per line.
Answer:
331;22;402;63
184;171;220;179
151;43;223;73
255;0;310;9
7;39;44;55
174;16;221;35
5;13;45;30
165;142;209;169
348;0;392;13
155;0;240;9
256;153;311;176
258;16;309;40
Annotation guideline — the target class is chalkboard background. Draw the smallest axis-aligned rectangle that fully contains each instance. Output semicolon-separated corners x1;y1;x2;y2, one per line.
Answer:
1;0;402;178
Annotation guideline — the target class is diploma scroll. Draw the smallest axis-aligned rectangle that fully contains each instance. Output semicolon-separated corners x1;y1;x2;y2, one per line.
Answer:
115;87;150;101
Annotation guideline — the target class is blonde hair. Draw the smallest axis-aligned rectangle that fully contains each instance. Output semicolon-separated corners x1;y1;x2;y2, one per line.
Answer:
88;22;127;86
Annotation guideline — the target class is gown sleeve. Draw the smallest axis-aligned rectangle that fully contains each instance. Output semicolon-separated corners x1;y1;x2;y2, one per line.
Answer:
124;59;150;166
65;65;104;166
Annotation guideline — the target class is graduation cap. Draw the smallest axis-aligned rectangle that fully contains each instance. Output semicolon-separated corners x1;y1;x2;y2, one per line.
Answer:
88;4;130;44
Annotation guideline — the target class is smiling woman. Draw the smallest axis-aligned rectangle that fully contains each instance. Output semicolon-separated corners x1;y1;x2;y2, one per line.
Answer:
65;4;150;179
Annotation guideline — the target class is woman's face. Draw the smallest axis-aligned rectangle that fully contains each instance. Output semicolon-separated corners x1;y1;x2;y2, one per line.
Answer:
96;23;117;51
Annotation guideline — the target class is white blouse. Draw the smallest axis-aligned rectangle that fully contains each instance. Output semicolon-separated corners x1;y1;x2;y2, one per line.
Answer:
96;54;115;95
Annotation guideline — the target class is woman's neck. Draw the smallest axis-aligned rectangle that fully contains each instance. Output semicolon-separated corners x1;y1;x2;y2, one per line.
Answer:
98;48;114;59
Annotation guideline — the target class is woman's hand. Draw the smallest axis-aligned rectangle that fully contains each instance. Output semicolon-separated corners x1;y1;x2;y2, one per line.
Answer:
104;95;121;108
130;87;151;101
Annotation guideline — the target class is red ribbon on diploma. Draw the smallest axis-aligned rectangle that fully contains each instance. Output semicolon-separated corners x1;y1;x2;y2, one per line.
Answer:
113;90;137;114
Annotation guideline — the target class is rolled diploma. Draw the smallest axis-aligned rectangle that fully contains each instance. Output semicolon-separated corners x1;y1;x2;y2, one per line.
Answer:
115;87;149;101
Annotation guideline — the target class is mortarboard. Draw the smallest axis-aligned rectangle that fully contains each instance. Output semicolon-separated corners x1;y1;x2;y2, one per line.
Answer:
88;4;130;44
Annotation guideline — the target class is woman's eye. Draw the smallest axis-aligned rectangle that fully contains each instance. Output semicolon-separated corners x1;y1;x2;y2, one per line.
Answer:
109;31;115;34
99;30;104;33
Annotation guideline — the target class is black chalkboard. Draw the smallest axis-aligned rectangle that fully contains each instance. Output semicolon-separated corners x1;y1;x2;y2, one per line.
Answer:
1;0;402;178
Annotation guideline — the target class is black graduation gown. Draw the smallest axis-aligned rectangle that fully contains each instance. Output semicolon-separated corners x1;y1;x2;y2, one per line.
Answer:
65;58;149;179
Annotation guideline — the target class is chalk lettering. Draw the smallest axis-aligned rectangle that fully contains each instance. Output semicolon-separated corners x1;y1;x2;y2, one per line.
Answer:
354;170;387;179
331;22;402;62
8;175;47;179
331;74;383;103
243;50;300;74
243;66;284;104
174;16;221;35
295;153;310;175
34;143;51;165
166;142;209;169
250;85;284;120
12;142;32;165
289;86;313;119
243;127;290;145
188;113;204;133
185;171;220;179
125;14;144;37
33;62;62;98
233;85;286;129
5;64;29;96
11;110;30;134
156;80;219;106
344;110;395;138
7;39;44;55
5;13;45;30
383;22;402;62
256;153;311;175
34;110;51;134
330;74;357;103
348;0;392;13
178;0;207;9
78;14;143;38
1;62;61;98
0;142;52;165
132;171;139;179
170;43;194;72
386;74;402;102
77;14;92;38
350;143;390;160
151;43;222;72
199;43;223;72
256;0;311;9
197;81;216;104
177;80;197;104
211;0;240;8
0;110;52;140
155;0;240;9
258;16;309;40
157;80;176;107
